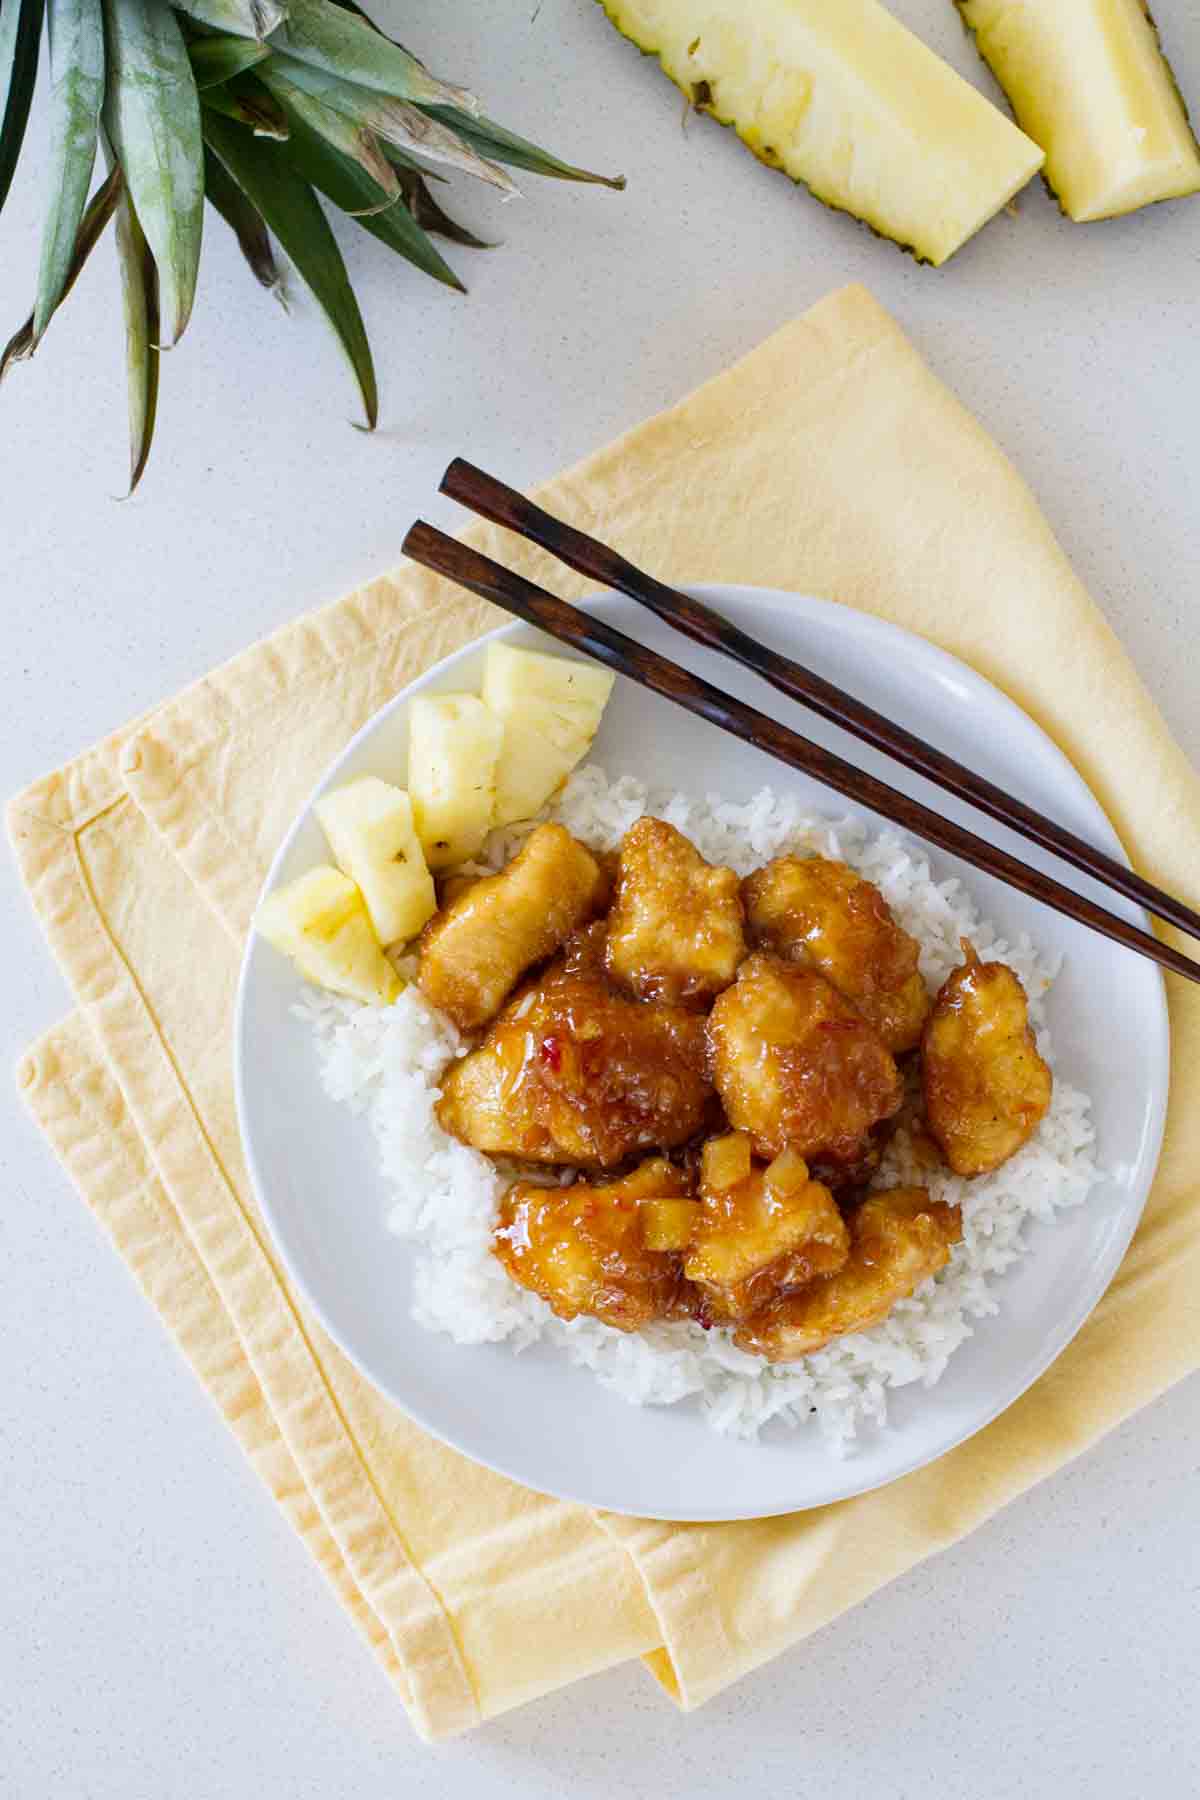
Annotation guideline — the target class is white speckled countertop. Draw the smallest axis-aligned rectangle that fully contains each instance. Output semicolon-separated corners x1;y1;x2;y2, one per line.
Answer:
4;2;1200;1791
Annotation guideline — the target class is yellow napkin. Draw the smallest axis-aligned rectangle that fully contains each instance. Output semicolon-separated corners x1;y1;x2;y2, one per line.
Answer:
12;285;1200;1741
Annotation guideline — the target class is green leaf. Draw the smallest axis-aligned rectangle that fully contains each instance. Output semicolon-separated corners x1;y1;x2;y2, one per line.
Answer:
175;0;286;43
188;34;270;90
0;0;45;214
268;0;476;113
102;0;205;344
34;0;106;340
258;64;399;205
277;97;465;291
424;107;626;189
201;73;289;138
202;108;377;425
269;53;515;194
203;143;280;290
111;165;160;493
2;162;120;377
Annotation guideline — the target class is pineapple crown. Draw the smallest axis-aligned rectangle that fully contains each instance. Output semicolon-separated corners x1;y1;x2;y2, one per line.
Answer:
0;0;624;488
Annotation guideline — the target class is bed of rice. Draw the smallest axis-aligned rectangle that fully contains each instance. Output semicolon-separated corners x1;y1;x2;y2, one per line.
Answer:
299;766;1099;1453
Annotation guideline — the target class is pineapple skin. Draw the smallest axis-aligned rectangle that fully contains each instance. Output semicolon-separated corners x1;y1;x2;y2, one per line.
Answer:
597;0;1044;264
957;0;1200;221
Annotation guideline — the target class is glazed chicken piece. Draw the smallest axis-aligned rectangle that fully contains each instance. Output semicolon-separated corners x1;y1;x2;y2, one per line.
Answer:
493;1158;693;1331
683;1133;850;1324
734;1187;962;1360
417;823;609;1032
706;954;903;1174
742;855;930;1053
605;817;746;1006
922;942;1053;1176
437;966;713;1168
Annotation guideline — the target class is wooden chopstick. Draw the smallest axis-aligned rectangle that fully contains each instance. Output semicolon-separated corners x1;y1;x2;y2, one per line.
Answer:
439;457;1200;947
401;519;1200;988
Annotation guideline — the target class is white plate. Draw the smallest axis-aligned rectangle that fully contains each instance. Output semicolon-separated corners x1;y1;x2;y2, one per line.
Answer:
235;587;1168;1522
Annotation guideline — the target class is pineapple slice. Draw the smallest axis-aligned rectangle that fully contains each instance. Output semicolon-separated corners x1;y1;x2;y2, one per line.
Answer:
408;694;504;870
482;642;615;826
256;866;401;1004
315;777;436;947
958;0;1200;221
598;0;1044;264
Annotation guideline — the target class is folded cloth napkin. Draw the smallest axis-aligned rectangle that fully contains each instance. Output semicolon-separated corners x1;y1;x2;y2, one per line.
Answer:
12;285;1200;1742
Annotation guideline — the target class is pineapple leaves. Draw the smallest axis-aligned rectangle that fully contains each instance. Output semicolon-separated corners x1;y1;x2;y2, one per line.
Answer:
202;108;378;426
267;53;515;194
267;0;476;114
111;162;160;492
258;65;400;204
34;0;106;341
0;0;45;214
424;107;626;190
2;162;121;377
394;169;493;250
102;0;204;346
278;100;466;289
200;74;289;138
188;34;271;90
203;143;280;290
175;0;286;44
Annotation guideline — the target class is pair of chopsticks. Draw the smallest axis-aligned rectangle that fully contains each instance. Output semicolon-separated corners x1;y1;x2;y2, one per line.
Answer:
402;461;1200;987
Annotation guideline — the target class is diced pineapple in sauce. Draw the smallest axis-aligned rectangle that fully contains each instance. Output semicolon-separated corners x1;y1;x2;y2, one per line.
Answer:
640;1198;702;1252
701;1130;754;1194
408;693;504;870
256;866;401;1004
315;777;436;947
482;642;615;827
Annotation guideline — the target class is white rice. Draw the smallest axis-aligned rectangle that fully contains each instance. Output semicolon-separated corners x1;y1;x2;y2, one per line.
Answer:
298;767;1098;1454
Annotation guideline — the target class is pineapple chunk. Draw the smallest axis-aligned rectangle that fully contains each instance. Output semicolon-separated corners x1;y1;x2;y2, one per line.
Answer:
640;1198;702;1252
958;0;1200;221
256;866;401;1004
482;642;615;827
315;777;436;947
408;694;504;870
483;642;615;759
599;0;1044;264
489;718;578;827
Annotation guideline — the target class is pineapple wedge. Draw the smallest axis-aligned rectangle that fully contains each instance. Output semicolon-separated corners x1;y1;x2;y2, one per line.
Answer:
482;643;615;826
315;778;437;947
408;694;504;870
958;0;1200;221
256;866;401;1004
598;0;1044;264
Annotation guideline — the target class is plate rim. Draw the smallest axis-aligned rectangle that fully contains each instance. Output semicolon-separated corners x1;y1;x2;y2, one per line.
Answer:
234;584;1169;1521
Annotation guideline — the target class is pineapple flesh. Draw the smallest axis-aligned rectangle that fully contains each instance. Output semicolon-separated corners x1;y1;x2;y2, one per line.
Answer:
408;694;504;870
482;643;615;827
958;0;1200;221
256;866;401;1005
598;0;1044;263
315;777;437;946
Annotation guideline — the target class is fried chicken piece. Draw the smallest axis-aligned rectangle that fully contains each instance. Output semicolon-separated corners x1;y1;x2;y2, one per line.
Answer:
706;954;903;1174
742;855;930;1052
683;1137;850;1323
493;1158;692;1330
922;941;1053;1176
734;1186;962;1360
605;817;746;1006
417;823;608;1031
437;967;713;1168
